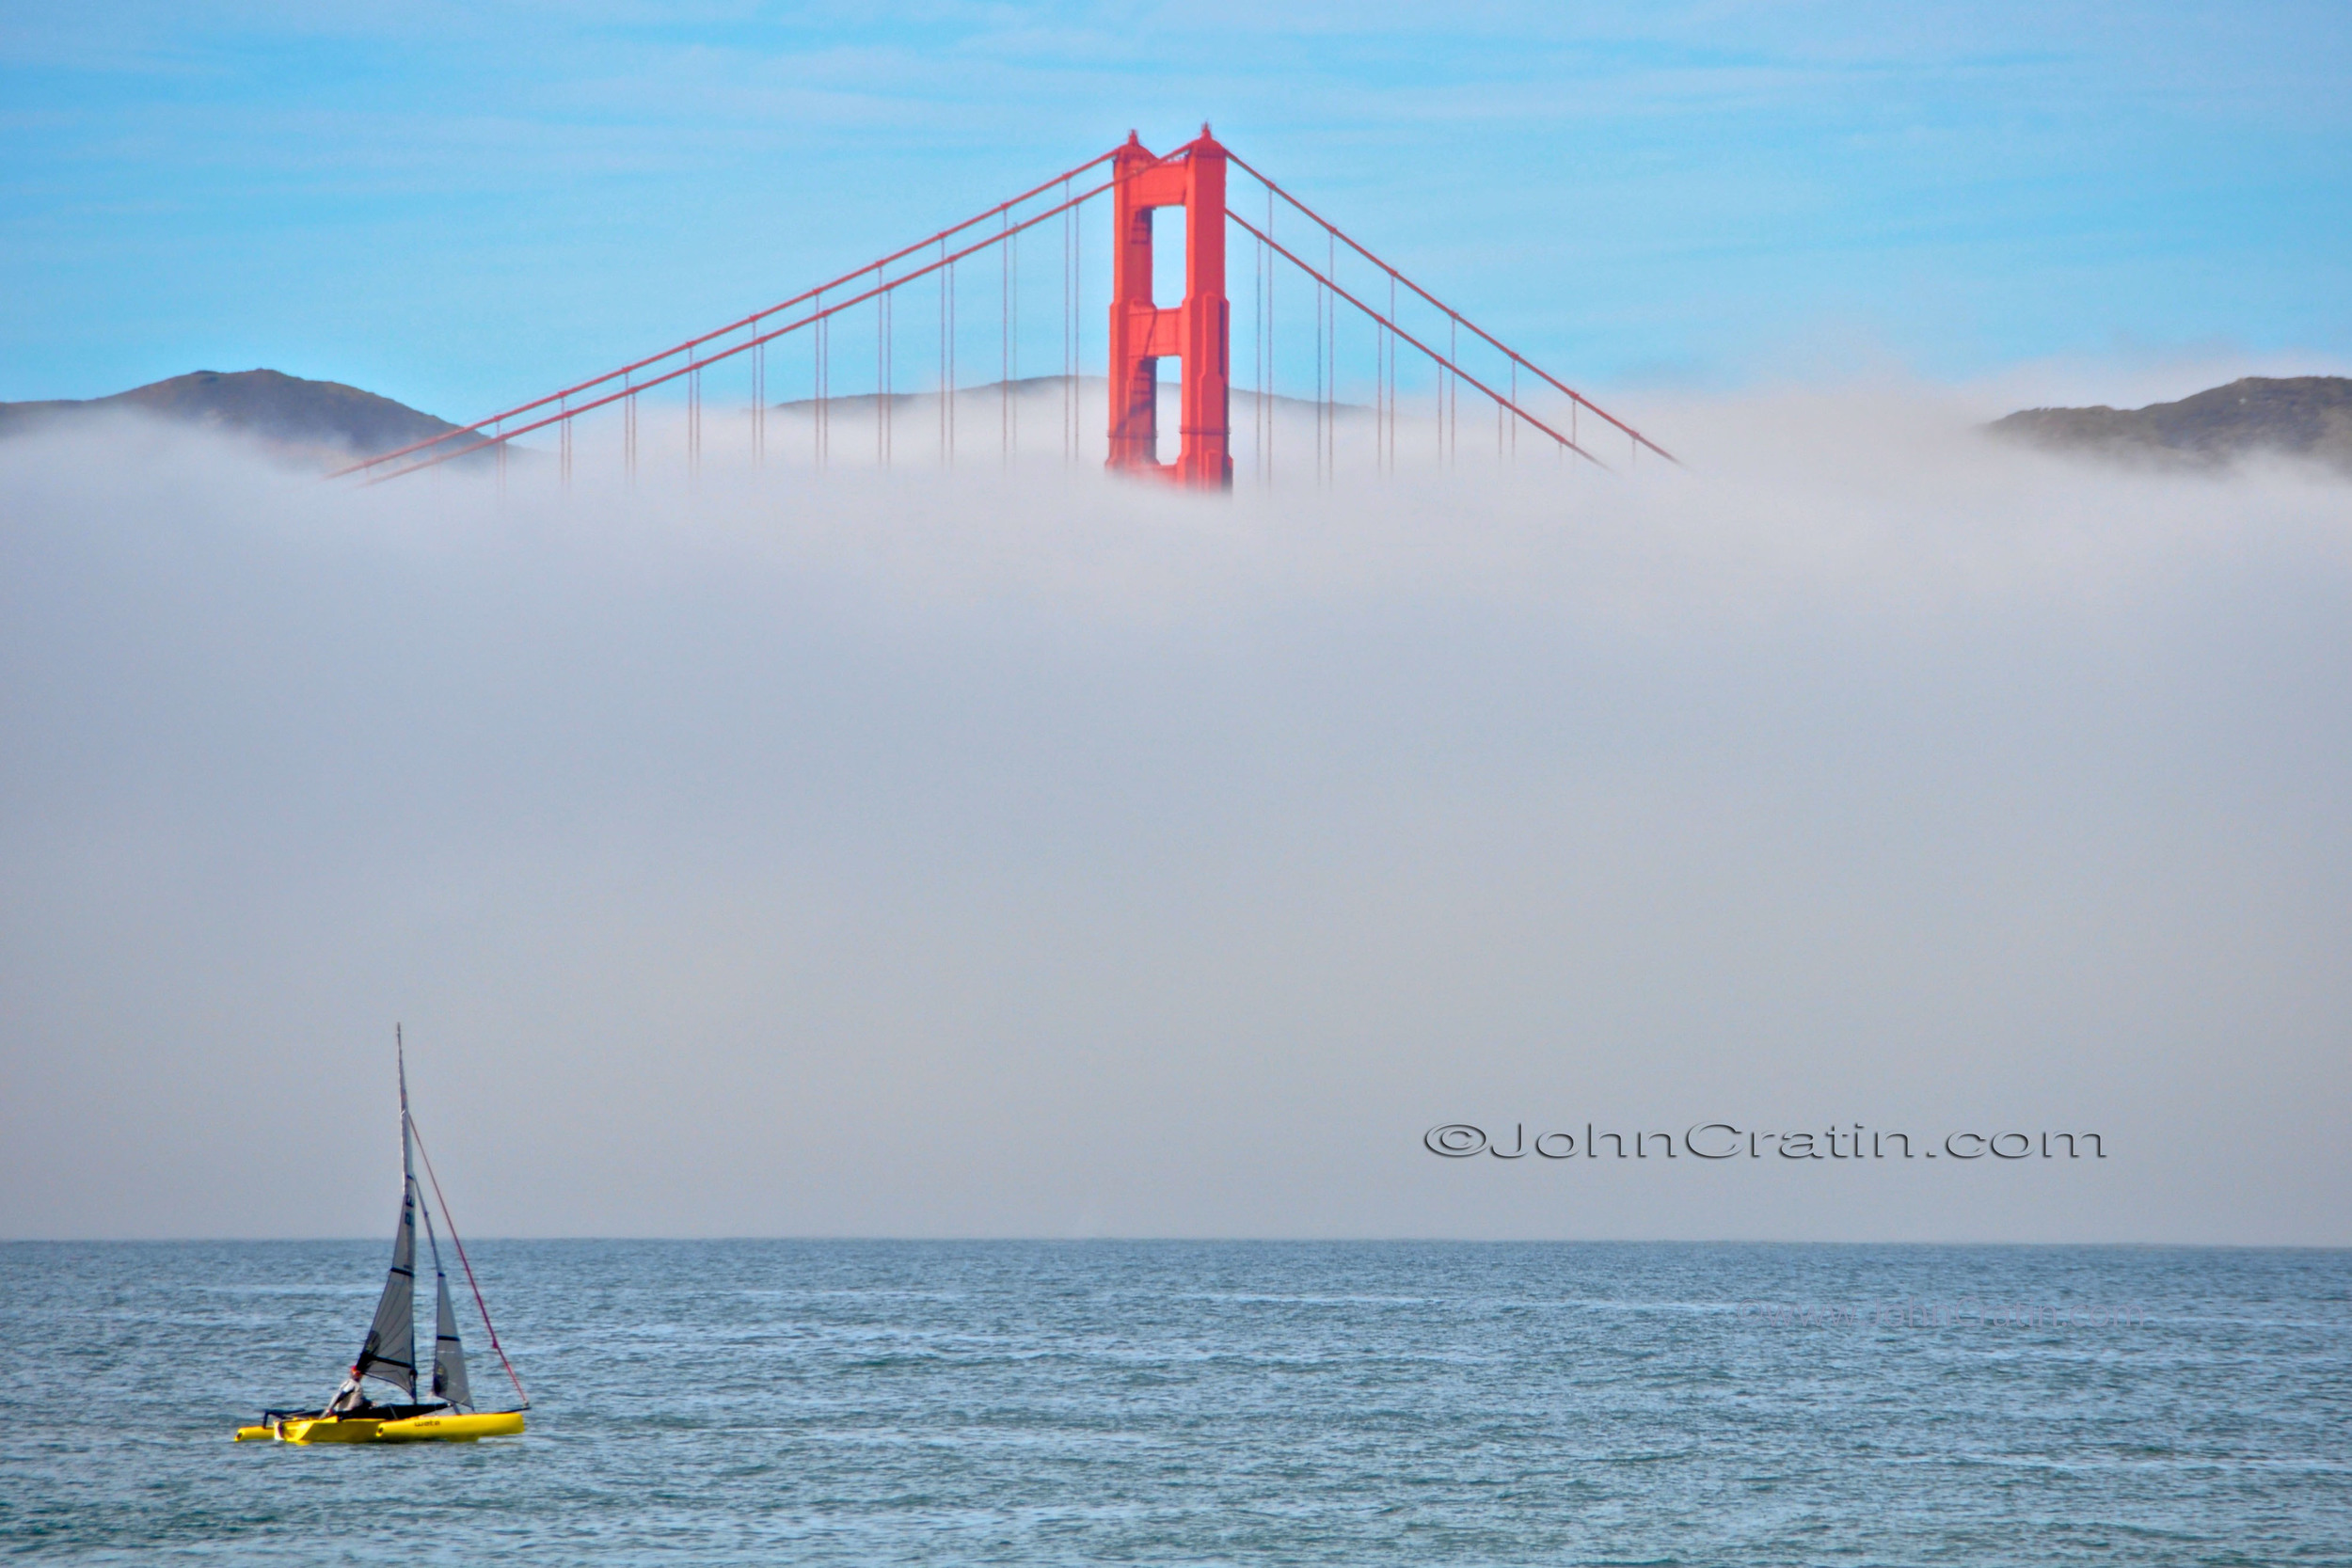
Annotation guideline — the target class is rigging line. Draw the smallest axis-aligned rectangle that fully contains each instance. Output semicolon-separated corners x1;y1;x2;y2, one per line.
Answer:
406;1114;530;1412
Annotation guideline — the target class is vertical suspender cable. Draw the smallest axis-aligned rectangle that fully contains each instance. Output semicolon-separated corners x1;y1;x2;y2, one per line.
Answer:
947;259;958;466
1265;186;1275;488
1000;209;1010;467
1009;218;1019;461
1068;176;1077;465
939;240;949;467
1327;228;1336;483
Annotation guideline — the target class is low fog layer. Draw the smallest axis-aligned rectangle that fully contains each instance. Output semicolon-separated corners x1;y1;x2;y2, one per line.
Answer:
3;388;2347;1243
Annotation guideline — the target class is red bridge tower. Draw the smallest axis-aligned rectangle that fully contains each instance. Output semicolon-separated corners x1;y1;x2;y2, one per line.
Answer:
1105;127;1232;489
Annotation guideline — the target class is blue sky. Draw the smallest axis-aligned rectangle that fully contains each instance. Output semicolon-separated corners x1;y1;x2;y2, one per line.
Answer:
4;1;2348;417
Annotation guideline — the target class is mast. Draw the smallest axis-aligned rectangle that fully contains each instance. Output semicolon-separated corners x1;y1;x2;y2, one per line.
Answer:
398;1023;414;1193
351;1025;420;1397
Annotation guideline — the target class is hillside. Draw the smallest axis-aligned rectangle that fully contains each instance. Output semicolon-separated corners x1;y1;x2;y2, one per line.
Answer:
0;369;466;461
1989;375;2352;473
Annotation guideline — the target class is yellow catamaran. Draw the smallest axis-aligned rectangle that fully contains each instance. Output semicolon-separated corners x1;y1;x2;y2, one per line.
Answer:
237;1029;528;1444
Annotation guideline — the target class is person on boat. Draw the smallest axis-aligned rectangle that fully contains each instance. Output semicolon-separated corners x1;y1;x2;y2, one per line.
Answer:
325;1369;371;1417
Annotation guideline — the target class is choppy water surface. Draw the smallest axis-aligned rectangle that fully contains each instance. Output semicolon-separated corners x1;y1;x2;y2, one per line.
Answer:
4;1242;2347;1563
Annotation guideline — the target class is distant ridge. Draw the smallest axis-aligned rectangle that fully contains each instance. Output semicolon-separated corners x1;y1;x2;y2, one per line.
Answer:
1989;375;2352;473
768;373;1368;416
0;369;465;459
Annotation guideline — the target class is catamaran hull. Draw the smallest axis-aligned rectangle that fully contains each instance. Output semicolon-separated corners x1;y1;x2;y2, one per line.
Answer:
233;1412;525;1444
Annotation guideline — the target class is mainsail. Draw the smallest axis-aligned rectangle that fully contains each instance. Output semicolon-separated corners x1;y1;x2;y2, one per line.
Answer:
353;1181;419;1395
352;1032;421;1396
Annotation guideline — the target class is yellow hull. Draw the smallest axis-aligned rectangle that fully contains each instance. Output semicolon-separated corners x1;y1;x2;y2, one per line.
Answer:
234;1411;525;1444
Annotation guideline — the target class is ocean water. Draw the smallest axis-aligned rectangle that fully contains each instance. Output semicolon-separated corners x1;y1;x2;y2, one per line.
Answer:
3;1241;2347;1564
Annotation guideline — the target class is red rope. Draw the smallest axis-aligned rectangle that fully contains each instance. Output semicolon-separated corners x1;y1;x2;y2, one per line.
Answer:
407;1116;532;1412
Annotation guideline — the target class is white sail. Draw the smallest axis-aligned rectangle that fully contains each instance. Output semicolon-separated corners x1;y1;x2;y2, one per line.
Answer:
353;1183;419;1396
353;1033;421;1397
432;1266;472;1408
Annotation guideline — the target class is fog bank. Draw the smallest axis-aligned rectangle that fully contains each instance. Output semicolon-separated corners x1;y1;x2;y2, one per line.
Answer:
3;388;2347;1243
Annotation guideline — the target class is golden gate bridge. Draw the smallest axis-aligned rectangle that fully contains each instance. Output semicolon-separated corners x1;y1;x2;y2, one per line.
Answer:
337;127;1675;490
